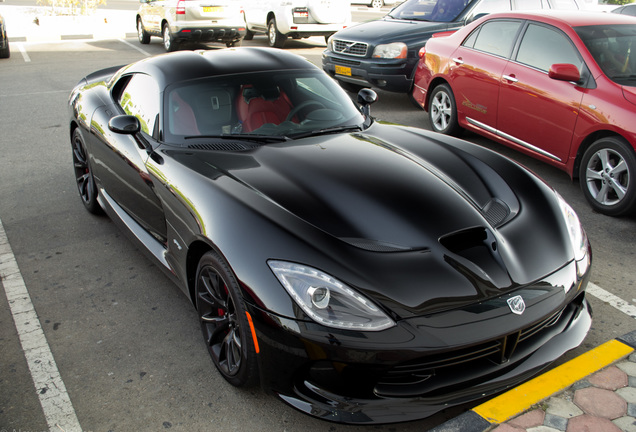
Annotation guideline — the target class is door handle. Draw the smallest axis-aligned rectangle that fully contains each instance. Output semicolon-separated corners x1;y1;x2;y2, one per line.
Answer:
503;74;518;83
452;57;464;65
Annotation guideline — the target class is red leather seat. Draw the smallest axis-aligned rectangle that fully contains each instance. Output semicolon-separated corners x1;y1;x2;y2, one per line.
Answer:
237;85;293;132
170;91;200;136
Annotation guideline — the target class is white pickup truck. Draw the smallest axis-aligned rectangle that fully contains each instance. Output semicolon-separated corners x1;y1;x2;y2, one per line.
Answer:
242;0;351;48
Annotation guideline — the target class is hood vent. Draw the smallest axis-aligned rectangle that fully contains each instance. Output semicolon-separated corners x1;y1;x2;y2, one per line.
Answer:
340;238;416;253
482;198;511;227
188;142;256;152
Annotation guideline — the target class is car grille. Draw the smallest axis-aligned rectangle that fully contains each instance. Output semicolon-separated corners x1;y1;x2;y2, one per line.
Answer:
374;303;570;396
332;39;368;57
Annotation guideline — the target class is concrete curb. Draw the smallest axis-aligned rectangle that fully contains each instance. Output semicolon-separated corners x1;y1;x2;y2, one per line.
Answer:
431;330;636;432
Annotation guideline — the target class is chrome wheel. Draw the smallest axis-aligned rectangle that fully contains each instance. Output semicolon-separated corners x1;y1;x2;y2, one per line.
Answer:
428;83;460;136
580;137;636;216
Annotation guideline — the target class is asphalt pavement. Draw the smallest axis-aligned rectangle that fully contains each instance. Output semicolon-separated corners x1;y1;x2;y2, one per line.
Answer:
2;6;636;431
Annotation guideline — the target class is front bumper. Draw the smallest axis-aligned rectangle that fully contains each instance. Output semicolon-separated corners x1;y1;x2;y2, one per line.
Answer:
247;260;592;424
322;50;417;93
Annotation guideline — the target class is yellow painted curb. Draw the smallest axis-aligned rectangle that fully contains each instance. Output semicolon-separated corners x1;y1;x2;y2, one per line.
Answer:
473;339;634;424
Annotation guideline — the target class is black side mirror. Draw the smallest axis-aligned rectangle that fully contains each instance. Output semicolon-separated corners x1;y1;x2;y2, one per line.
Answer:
108;115;141;135
357;88;378;119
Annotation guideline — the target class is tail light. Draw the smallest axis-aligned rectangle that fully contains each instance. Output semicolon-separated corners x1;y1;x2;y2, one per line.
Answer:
418;46;426;59
176;0;186;15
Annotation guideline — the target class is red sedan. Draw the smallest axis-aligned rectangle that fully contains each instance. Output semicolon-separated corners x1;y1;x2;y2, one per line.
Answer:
412;11;636;216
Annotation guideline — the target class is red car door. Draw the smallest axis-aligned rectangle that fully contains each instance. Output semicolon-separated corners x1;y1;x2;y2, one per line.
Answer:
497;22;585;166
450;19;523;131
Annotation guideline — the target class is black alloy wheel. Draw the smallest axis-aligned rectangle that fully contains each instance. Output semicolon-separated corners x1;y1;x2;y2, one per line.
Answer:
71;129;102;215
195;252;258;387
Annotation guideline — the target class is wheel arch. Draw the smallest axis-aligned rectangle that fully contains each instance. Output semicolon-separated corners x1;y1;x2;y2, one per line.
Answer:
424;77;451;112
185;239;216;307
572;130;632;181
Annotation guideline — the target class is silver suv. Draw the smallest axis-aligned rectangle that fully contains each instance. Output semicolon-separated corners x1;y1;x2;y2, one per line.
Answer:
242;0;351;48
136;0;246;52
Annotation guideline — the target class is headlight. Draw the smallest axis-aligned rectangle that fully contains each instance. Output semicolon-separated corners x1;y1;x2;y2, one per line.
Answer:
268;260;395;331
372;42;407;59
556;194;590;277
326;35;334;51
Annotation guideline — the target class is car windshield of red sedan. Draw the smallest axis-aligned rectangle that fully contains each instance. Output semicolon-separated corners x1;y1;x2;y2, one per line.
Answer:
387;0;476;22
577;24;636;84
163;70;365;143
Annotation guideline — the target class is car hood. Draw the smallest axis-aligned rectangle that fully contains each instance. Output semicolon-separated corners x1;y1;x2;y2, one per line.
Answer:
334;18;454;45
169;125;574;317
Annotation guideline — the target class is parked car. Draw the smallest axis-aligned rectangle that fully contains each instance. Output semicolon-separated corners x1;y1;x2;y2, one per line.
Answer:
69;46;592;423
0;13;9;59
351;0;402;8
323;0;583;93
136;0;246;52
412;11;636;216
612;3;636;16
242;0;351;48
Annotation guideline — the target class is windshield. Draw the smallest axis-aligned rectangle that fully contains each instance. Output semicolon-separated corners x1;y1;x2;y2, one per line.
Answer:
577;24;636;85
388;0;476;23
163;70;365;144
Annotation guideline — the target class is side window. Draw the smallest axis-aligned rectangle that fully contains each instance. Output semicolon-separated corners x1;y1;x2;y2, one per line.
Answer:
467;20;522;58
118;74;160;136
516;23;582;72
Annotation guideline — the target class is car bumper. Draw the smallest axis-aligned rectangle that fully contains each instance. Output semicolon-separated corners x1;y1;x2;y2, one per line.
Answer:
322;50;417;93
247;260;592;423
280;23;348;37
172;23;246;42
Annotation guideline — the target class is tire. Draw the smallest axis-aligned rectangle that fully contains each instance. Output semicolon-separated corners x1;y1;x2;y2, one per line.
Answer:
162;23;179;52
71;129;102;215
137;18;150;44
0;42;9;59
244;28;254;41
428;83;461;136
195;251;259;387
370;0;384;8
267;18;287;48
226;38;242;48
579;137;636;216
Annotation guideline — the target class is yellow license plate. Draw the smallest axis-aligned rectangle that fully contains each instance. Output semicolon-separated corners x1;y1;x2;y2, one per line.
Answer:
202;6;223;12
335;65;352;76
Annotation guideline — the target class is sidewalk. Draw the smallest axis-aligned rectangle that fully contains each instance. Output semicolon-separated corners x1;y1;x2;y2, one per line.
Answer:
1;5;137;42
433;331;636;432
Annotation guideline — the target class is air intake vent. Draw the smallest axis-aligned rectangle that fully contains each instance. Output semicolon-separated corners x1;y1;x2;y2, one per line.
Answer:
340;238;413;252
187;142;254;152
482;199;510;227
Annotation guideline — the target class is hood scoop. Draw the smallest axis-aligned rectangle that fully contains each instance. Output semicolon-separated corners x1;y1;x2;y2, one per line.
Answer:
440;227;512;288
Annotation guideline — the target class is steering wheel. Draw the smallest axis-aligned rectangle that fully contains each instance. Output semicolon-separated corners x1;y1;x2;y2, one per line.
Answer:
286;100;326;122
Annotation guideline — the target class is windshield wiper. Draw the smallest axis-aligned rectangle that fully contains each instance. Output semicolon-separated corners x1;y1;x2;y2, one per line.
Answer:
184;134;290;143
290;125;363;139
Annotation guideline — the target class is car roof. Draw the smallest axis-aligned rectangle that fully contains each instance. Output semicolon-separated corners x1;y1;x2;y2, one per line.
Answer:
123;47;319;87
477;10;636;28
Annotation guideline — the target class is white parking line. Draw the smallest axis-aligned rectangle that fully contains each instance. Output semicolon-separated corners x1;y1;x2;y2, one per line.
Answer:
0;218;82;432
16;43;31;63
118;38;151;57
587;282;636;319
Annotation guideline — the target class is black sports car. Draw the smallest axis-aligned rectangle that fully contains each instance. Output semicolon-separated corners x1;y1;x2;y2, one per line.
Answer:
69;47;592;424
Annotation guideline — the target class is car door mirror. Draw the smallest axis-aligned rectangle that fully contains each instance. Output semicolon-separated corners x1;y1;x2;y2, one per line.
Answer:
109;115;141;135
548;63;580;83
